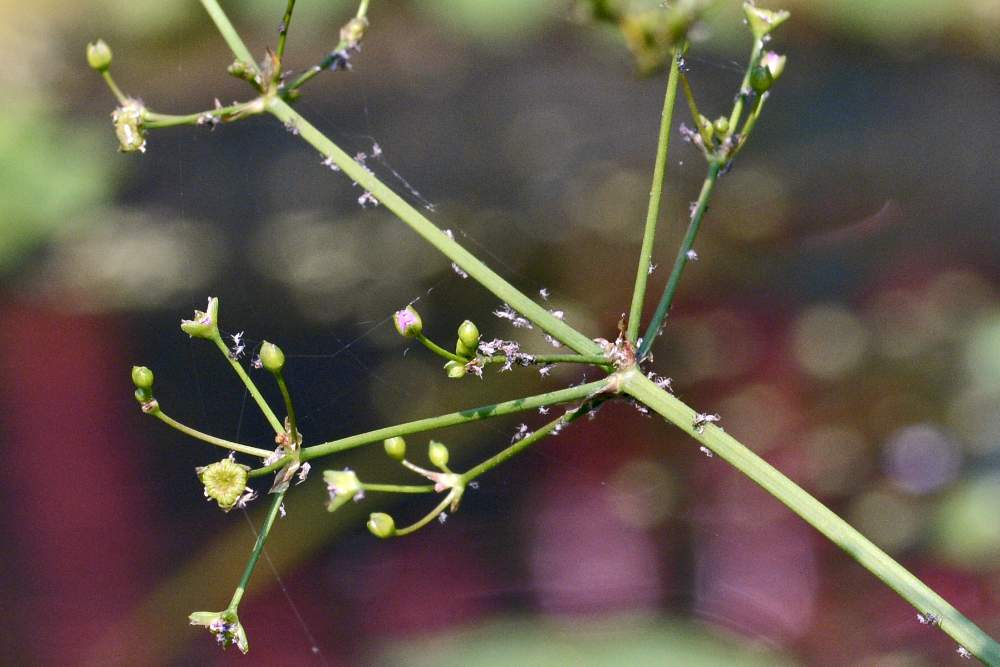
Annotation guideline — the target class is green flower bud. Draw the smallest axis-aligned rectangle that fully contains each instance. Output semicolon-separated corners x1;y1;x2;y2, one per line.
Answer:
131;365;154;391
197;458;251;512
111;98;147;154
444;360;467;379
760;51;787;81
393;305;422;337
743;3;790;41
259;341;285;374
367;512;396;538
86;39;112;72
697;114;714;143
428;440;450;469
180;297;219;339
455;339;477;359
749;65;774;94
340;16;368;46
323;468;363;512
713;116;730;137
384;436;406;461
189;609;249;654
457;320;480;351
227;59;256;82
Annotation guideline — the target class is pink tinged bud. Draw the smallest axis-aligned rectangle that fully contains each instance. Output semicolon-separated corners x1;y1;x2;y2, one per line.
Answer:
393;305;422;337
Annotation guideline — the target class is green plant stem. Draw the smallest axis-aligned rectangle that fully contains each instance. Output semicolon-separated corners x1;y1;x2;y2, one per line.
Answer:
393;491;456;536
416;333;465;363
638;160;720;360
227;490;285;611
150;409;273;458
622;369;1000;664
276;0;296;65
362;483;435;494
199;0;257;69
460;400;594;484
728;38;764;131
248;379;608;478
101;71;127;104
627;48;681;345
210;334;284;435
284;0;370;93
265;97;602;357
480;354;610;367
274;373;298;443
144;100;263;128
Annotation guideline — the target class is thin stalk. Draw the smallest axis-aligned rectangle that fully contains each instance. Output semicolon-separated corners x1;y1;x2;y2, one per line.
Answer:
638;161;720;359
228;491;285;610
480;354;610;366
274;373;298;443
150;409;273;458
628;48;682;344
276;0;296;64
210;334;283;435
248;379;608;477
285;0;371;93
622;369;1000;665
460;400;594;484
728;38;764;131
144;100;262;129
265;97;602;357
416;333;465;363
362;483;435;494
393;492;455;536
101;71;127;104
198;0;257;69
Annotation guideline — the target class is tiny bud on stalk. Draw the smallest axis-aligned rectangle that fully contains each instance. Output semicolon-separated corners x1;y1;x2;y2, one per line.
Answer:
259;341;286;374
367;512;396;538
384;436;406;461
131;365;154;390
86;39;112;72
444;360;466;379
428;440;450;468
393;305;422;337
457;320;480;350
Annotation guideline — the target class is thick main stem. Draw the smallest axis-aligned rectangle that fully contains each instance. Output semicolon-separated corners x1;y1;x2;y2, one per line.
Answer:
638;161;720;359
623;370;1000;665
627;49;681;344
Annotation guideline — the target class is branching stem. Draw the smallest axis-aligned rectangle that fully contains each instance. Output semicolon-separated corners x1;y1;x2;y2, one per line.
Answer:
628;48;682;344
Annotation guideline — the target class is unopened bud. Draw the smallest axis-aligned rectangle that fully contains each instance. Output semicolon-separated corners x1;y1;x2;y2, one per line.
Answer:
340;17;368;46
393;305;422;337
713;116;730;136
367;512;396;538
697;114;714;143
760;51;786;81
259;341;286;374
444;360;466;379
428;440;449;469
457;320;480;350
749;65;774;94
131;365;154;391
384;436;406;461
86;39;112;72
